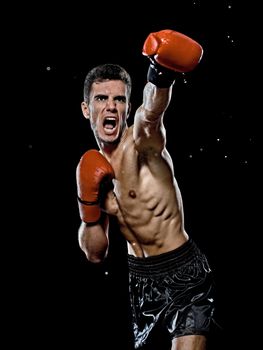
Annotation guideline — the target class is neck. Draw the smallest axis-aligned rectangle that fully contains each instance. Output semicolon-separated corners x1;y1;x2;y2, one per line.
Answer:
99;126;129;157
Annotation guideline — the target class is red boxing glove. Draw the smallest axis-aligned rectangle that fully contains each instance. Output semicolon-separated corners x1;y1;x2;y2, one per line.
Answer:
143;29;203;73
76;149;115;224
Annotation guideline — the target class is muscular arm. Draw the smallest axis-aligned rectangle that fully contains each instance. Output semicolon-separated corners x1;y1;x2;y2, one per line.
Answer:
76;150;114;263
78;215;109;263
133;83;173;152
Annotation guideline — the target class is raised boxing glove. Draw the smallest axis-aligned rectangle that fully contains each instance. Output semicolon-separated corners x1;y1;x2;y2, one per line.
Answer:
76;149;115;224
142;29;203;87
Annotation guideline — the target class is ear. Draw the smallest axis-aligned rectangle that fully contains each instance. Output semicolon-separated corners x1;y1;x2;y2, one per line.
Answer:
81;101;90;119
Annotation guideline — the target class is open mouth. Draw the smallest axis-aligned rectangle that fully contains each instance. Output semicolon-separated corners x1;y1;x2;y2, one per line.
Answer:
103;117;117;132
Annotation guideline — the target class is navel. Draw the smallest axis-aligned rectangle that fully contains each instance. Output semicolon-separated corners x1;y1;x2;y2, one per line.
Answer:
129;190;136;198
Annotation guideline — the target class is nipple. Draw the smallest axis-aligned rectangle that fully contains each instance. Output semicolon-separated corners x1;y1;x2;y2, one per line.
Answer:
129;190;136;198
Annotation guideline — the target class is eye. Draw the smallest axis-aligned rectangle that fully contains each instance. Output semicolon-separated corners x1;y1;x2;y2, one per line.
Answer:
95;95;107;101
115;96;126;103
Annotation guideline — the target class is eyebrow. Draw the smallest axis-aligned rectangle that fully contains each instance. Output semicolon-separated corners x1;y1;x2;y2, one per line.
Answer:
95;94;126;101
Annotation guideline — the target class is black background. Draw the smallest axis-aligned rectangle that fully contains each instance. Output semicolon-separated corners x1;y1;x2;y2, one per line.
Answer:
7;1;258;349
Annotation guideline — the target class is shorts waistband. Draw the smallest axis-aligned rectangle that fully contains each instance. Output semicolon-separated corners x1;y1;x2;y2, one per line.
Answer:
127;239;200;276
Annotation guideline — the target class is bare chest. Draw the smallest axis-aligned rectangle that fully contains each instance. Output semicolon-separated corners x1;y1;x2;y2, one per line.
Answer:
114;163;164;219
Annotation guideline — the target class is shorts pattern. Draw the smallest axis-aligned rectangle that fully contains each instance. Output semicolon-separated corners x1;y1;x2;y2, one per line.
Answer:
127;239;215;349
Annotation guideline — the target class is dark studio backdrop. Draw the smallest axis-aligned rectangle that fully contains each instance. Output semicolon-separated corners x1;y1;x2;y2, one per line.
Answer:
11;1;258;349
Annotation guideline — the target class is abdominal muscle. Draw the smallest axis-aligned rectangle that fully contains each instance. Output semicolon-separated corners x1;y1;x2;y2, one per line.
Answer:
105;171;189;258
124;210;189;258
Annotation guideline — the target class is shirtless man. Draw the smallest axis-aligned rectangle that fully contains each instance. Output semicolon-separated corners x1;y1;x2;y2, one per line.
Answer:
76;29;215;350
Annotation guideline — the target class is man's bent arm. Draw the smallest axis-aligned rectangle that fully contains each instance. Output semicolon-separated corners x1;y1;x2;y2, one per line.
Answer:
78;216;109;263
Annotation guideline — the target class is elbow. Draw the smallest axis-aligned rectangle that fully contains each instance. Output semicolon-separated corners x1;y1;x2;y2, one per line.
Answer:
78;222;109;264
85;251;107;264
80;244;108;264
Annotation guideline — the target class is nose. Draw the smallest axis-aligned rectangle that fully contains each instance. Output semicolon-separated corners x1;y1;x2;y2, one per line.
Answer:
106;98;117;110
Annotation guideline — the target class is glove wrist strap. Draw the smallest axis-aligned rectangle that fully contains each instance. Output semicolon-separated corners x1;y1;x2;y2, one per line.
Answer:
147;61;177;88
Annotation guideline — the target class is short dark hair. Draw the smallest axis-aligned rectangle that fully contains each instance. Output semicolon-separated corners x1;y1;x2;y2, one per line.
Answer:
83;63;132;103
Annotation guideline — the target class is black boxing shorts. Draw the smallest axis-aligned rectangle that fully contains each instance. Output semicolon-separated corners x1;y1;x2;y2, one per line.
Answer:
127;239;216;349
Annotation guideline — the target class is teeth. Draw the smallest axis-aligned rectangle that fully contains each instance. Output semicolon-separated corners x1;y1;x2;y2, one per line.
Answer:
103;117;116;130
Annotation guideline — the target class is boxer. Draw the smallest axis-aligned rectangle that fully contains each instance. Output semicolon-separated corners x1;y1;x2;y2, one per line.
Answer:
76;29;215;350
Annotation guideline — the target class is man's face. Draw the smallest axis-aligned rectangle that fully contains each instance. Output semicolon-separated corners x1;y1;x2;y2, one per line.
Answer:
83;80;130;145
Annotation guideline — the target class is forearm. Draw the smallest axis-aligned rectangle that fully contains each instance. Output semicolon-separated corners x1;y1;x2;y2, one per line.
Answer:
142;82;173;118
133;82;171;151
78;218;109;263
